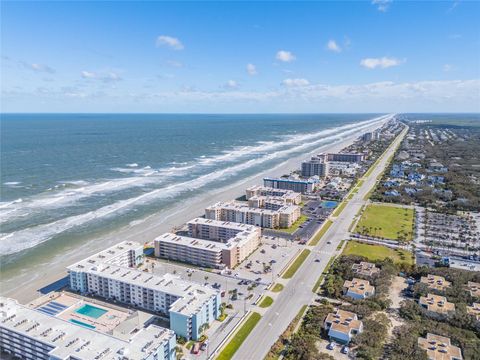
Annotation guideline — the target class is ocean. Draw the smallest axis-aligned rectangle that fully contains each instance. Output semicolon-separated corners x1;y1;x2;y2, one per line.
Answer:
0;113;387;276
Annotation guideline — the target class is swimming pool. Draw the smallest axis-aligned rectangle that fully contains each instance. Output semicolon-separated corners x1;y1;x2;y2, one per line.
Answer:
321;200;338;208
75;304;107;319
69;319;96;329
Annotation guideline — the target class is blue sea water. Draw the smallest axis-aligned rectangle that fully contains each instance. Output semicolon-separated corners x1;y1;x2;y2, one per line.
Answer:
0;113;386;268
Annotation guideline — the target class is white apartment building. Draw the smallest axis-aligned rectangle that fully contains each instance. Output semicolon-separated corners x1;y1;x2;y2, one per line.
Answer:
0;297;177;360
205;201;300;229
245;185;302;205
67;242;220;340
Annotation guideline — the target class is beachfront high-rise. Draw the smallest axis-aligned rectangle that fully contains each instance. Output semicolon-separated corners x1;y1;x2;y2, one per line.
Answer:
67;241;220;340
155;218;261;269
0;297;177;360
301;157;329;177
205;201;300;229
263;177;318;194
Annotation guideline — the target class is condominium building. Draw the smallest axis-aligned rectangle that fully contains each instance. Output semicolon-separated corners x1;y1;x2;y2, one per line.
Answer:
343;278;375;300
301;157;329;177
0;297;177;360
67;242;220;340
324;309;363;345
421;275;451;292
419;294;455;315
205;201;300;229
245;185;302;205
155;218;261;269
418;333;463;360
319;152;366;163
263;177;317;194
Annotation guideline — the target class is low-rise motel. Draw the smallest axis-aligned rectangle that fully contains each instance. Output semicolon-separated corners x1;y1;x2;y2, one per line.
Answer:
67;241;220;341
417;333;463;360
155;218;261;269
0;297;176;360
324;309;363;345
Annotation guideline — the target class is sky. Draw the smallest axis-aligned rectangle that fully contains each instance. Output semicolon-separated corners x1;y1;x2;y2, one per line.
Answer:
1;0;479;113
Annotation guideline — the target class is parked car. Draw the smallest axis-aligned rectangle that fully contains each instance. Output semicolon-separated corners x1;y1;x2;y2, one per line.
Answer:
327;342;336;350
341;346;349;354
314;259;320;262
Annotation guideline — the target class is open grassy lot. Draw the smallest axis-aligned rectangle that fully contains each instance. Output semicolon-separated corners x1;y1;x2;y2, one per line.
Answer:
354;203;414;241
309;219;332;246
282;214;308;234
343;240;414;265
258;296;274;308
216;312;262;360
271;283;284;292
282;249;311;279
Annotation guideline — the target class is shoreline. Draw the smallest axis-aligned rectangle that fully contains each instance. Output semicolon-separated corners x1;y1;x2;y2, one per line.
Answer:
1;120;386;304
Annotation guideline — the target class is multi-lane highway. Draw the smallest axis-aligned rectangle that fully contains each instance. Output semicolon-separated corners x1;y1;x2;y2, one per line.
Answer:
230;126;408;360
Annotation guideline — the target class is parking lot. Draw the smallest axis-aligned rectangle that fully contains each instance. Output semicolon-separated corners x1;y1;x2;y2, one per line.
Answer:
234;236;305;283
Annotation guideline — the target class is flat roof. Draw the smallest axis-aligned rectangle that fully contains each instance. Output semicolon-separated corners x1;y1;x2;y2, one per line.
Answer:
343;278;375;296
420;294;455;314
0;297;174;360
418;333;463;360
325;309;362;336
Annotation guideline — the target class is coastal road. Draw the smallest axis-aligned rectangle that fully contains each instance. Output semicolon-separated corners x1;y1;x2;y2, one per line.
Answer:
230;125;408;360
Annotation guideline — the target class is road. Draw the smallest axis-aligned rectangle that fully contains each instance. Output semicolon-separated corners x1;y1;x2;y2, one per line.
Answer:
230;125;408;360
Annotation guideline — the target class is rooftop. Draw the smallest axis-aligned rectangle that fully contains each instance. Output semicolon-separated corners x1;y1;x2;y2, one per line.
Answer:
418;333;463;360
352;262;380;277
466;281;480;298
0;297;174;360
421;275;451;291
324;309;362;336
467;303;480;321
343;278;375;297
419;294;455;314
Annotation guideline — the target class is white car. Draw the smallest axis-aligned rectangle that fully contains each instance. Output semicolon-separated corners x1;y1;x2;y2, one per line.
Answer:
327;342;336;350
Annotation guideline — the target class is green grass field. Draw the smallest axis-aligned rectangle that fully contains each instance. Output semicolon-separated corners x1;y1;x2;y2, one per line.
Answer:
343;241;414;265
282;249;311;279
271;283;284;292
354;203;414;241
309;220;333;246
216;312;262;360
258;296;274;308
282;214;308;234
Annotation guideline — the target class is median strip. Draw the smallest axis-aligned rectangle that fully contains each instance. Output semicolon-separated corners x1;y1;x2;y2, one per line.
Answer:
281;249;311;279
309;219;332;246
216;312;262;360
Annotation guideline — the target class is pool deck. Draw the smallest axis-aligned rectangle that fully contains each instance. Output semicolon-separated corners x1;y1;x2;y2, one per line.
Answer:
29;292;131;334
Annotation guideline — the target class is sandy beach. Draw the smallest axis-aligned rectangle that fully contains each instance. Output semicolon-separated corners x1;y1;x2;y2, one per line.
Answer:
1;120;386;303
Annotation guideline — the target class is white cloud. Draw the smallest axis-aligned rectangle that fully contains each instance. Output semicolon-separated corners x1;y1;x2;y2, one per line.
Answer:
81;70;122;82
326;40;341;53
246;63;257;75
27;63;55;74
276;50;296;62
371;0;392;12
443;64;455;72
156;35;184;50
223;80;239;89
282;78;310;87
360;57;404;69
